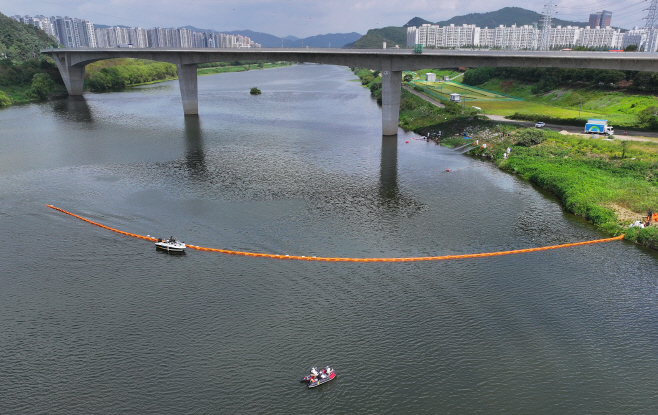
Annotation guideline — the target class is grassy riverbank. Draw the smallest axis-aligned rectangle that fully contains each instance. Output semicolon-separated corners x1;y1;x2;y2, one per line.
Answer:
386;78;658;250
197;61;292;75
460;125;658;249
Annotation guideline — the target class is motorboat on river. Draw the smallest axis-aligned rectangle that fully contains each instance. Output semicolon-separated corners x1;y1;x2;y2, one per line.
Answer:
155;236;186;253
300;366;336;388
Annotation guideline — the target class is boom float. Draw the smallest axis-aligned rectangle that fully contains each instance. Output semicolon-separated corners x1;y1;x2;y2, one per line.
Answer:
47;204;624;262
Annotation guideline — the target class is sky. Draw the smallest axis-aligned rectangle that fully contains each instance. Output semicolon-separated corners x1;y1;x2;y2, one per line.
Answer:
0;0;650;38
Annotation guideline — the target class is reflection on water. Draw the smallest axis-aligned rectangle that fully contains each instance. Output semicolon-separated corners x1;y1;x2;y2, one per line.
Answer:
379;135;398;201
51;96;94;123
183;115;207;180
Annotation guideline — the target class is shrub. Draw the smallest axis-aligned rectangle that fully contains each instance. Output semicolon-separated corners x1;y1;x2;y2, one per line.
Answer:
443;101;461;114
403;74;413;82
0;90;11;107
515;129;547;147
587;205;617;225
598;222;624;236
250;87;261;95
28;73;54;99
626;226;658;250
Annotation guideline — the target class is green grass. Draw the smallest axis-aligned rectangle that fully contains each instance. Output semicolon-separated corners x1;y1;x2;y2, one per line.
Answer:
451;126;658;249
197;62;290;76
474;78;657;126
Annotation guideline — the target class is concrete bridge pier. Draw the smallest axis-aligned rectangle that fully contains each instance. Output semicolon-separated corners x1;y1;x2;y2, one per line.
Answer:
381;69;402;136
52;53;84;96
177;63;199;115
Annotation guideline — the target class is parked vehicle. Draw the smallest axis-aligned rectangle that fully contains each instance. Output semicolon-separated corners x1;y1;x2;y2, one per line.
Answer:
535;122;545;128
585;119;614;135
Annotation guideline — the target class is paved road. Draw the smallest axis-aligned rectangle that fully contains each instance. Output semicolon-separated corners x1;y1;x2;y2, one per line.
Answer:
403;87;657;142
484;114;657;142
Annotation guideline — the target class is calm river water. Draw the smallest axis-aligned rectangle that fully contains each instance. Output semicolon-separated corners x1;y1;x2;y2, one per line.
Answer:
1;64;657;414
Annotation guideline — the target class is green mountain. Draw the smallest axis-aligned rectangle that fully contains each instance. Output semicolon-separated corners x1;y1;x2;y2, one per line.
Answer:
404;17;432;28
351;26;407;49
434;7;587;28
0;11;59;61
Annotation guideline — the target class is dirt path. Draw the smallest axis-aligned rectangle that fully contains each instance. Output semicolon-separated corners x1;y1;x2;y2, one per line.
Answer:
402;86;445;108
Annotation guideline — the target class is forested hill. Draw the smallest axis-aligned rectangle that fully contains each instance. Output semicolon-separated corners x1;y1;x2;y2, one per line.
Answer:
433;7;587;28
350;27;407;49
0;11;59;61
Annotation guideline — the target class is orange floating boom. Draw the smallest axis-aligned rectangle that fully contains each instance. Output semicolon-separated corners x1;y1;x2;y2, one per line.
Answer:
47;204;624;262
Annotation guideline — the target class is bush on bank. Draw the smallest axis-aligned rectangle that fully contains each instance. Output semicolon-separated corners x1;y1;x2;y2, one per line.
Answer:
0;90;10;106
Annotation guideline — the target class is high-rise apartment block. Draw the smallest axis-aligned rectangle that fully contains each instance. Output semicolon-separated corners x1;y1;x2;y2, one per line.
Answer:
408;23;623;50
13;14;260;49
589;10;612;28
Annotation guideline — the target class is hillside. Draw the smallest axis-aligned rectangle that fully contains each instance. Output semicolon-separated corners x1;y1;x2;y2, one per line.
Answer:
0;11;59;61
351;26;407;49
434;7;587;28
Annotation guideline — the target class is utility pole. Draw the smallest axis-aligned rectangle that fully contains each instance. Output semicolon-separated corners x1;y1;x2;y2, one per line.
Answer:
644;0;658;52
539;4;557;51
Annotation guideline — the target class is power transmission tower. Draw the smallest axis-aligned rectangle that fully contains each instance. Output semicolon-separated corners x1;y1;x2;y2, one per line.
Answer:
539;4;557;51
644;0;658;52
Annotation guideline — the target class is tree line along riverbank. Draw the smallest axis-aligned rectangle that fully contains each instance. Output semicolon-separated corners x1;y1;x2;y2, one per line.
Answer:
0;58;292;105
352;67;658;251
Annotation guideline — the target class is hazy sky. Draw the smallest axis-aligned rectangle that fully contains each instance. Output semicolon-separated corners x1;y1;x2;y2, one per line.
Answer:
0;0;649;38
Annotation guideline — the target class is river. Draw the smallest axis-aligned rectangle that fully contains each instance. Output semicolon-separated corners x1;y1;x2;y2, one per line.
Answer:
1;64;657;414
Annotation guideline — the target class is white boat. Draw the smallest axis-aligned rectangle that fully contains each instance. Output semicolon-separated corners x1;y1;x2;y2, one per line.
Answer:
155;236;186;253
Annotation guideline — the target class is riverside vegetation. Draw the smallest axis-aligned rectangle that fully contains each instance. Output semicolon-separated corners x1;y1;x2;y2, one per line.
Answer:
462;66;658;130
85;59;291;92
352;67;658;251
0;11;63;105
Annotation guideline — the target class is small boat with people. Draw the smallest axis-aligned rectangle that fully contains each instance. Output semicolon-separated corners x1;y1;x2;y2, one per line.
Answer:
300;366;336;388
155;236;186;253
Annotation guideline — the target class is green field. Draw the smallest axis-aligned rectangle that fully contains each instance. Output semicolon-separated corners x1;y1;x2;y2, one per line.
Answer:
408;78;641;125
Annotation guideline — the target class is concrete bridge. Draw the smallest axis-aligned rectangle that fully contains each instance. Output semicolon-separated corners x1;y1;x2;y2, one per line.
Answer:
41;48;658;135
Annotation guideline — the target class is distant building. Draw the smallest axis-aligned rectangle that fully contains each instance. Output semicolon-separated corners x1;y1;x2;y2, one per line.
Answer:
425;73;436;82
407;21;622;50
12;14;259;49
589;10;612;28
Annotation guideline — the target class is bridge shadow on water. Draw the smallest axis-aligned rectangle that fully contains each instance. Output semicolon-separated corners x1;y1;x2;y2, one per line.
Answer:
379;135;399;202
51;96;94;124
183;116;208;180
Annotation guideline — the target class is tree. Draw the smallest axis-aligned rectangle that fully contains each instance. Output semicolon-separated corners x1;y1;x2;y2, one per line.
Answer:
515;129;547;147
28;72;54;99
403;74;413;82
624;44;638;52
463;67;495;86
250;87;261;95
